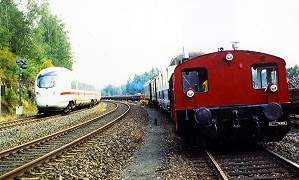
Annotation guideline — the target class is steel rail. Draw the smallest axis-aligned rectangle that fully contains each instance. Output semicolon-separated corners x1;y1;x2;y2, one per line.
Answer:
205;145;299;179
204;150;229;180
0;117;48;131
263;146;299;169
0;117;35;130
0;103;117;158
0;102;130;180
0;105;101;131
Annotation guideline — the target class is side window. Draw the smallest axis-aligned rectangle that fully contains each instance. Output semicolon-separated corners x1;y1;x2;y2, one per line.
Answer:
251;63;278;89
71;81;77;89
182;67;208;93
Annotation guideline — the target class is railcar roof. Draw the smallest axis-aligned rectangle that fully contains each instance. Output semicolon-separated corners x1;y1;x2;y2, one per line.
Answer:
169;51;205;66
39;67;71;73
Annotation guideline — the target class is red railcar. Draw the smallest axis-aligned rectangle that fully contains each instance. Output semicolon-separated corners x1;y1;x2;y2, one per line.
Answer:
169;50;291;145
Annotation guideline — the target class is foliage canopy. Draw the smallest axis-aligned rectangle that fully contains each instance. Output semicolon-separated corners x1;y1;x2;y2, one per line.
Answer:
103;64;299;97
0;0;73;115
287;64;299;79
1;0;299;116
101;67;160;96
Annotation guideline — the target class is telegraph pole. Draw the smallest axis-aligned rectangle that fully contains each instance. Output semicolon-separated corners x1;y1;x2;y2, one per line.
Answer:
16;57;28;115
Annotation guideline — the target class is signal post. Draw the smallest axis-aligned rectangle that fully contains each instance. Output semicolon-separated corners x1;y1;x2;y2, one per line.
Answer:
16;57;28;115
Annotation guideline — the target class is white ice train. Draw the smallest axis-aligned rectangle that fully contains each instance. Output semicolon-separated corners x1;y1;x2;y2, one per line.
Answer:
34;67;101;113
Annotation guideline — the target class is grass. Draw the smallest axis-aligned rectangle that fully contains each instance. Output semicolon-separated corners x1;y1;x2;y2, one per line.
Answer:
167;126;179;141
0;100;38;122
97;107;106;114
0;115;15;123
134;128;144;143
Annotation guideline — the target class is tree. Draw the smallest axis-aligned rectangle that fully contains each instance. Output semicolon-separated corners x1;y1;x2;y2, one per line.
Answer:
287;64;299;80
101;84;127;96
0;0;29;53
102;68;160;96
25;1;73;69
0;48;19;114
125;67;160;95
0;0;72;115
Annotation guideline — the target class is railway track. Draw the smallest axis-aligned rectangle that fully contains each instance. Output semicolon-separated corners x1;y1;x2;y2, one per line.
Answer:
0;102;130;179
290;114;299;120
0;115;63;131
179;144;299;179
290;114;299;129
205;144;299;179
0;105;100;131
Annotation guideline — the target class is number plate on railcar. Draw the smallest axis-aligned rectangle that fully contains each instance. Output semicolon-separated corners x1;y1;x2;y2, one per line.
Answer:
269;121;287;126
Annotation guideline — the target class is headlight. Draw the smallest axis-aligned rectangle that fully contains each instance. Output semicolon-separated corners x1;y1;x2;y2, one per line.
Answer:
225;53;233;61
264;83;278;92
186;89;195;98
263;103;282;121
270;84;278;92
194;107;211;125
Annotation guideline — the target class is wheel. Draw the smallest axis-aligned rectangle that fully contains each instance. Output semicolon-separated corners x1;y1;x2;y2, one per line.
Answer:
90;100;95;107
63;102;74;113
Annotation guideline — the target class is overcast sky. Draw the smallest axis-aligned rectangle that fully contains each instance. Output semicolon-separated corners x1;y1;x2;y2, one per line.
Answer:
48;0;299;88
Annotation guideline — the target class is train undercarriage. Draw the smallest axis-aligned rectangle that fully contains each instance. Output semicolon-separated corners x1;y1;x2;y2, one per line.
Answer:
175;104;291;147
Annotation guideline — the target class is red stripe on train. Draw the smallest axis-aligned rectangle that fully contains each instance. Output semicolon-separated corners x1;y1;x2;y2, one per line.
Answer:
60;91;100;96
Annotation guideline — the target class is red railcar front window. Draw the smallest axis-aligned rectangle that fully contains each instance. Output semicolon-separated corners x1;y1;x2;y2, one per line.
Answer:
251;63;278;89
181;67;208;93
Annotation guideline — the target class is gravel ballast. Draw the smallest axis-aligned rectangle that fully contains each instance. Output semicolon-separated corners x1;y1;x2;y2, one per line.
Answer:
5;102;299;179
122;106;170;179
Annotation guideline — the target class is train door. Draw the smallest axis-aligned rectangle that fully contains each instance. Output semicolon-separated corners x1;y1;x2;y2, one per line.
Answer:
169;74;176;122
151;79;157;105
252;63;279;102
